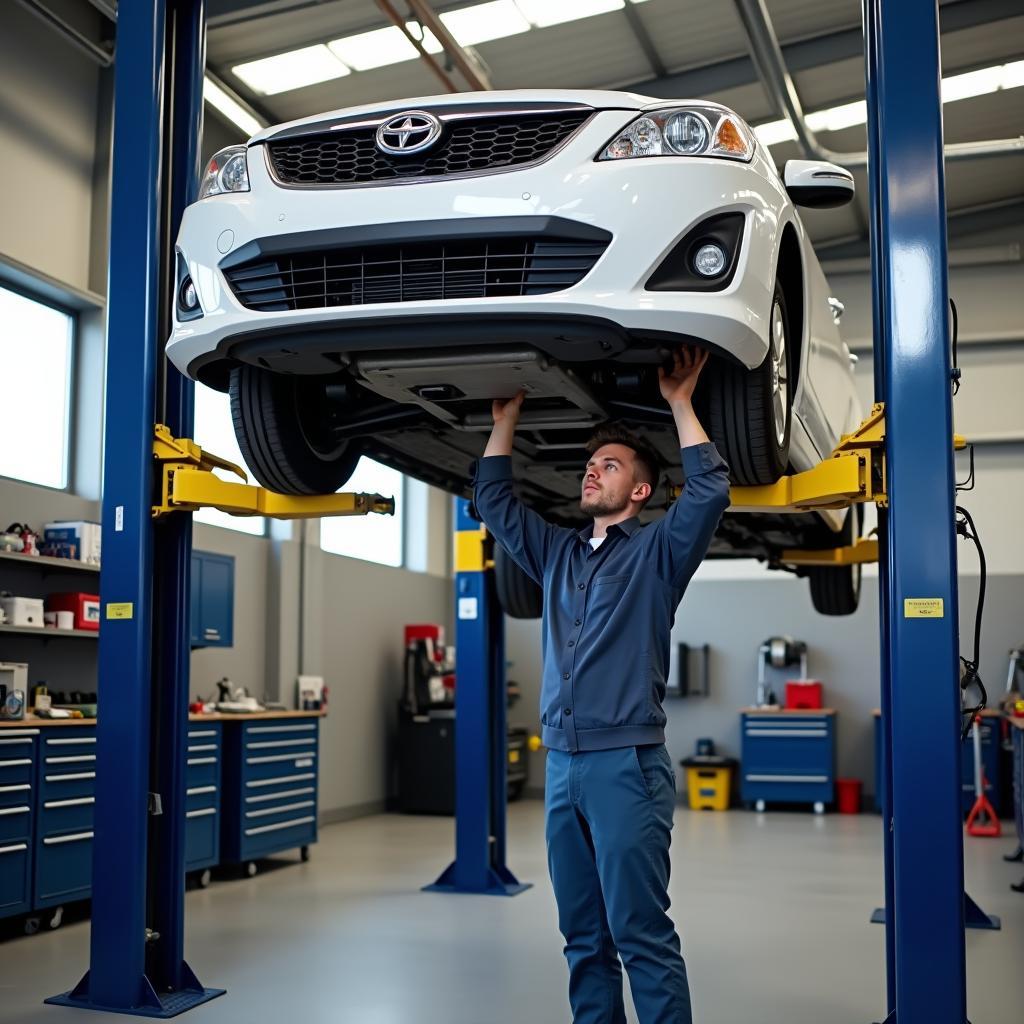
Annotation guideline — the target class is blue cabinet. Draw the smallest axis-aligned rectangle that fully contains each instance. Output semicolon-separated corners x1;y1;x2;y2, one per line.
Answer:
190;550;234;648
740;710;836;810
34;727;97;909
185;721;222;874
220;717;320;866
0;727;38;919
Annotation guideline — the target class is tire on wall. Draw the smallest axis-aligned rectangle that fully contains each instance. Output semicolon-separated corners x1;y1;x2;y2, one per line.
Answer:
807;506;863;616
707;280;793;485
229;365;362;495
493;545;543;620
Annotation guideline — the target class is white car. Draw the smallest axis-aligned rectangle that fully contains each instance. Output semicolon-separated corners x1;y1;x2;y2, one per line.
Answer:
168;89;863;614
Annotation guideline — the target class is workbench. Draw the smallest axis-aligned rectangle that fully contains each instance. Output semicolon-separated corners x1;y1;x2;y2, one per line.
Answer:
739;708;836;812
0;710;324;930
872;708;1005;815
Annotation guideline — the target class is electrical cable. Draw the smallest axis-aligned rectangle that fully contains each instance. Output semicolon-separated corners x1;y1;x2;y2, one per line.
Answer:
955;503;988;738
950;298;961;394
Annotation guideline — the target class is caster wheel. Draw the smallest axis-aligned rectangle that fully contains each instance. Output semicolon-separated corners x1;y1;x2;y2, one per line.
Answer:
24;916;41;936
755;800;766;813
246;861;258;878
199;869;212;889
48;906;64;930
300;845;310;863
814;801;826;815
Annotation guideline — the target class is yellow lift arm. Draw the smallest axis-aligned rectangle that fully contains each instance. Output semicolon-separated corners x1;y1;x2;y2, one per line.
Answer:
151;425;396;521
670;403;966;568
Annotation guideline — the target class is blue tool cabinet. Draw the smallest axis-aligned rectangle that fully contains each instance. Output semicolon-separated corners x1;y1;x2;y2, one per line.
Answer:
0;726;38;920
34;726;97;912
740;709;836;812
190;550;234;649
220;715;320;871
185;721;223;878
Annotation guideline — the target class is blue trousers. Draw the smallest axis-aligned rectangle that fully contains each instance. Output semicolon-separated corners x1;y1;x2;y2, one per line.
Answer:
545;744;692;1024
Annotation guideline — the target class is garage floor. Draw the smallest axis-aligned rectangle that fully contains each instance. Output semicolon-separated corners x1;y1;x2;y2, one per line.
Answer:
2;803;1021;1024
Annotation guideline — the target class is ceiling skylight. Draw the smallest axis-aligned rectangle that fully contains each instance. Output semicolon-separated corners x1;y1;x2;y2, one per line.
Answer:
203;77;262;136
232;44;349;96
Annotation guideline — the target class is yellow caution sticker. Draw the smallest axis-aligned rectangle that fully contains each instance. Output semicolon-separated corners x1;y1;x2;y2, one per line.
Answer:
904;598;944;619
106;602;134;620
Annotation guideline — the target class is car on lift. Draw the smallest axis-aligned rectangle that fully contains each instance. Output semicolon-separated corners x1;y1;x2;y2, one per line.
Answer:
167;90;862;615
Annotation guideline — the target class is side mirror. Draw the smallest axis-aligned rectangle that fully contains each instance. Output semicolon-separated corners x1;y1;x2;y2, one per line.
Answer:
784;160;855;209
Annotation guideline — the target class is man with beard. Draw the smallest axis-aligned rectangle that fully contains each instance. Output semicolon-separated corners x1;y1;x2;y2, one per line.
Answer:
473;344;730;1024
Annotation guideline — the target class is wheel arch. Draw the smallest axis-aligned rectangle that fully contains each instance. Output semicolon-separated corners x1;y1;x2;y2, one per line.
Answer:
776;222;805;393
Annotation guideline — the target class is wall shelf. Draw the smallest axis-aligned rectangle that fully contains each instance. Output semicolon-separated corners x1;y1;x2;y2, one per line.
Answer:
0;551;99;574
0;624;98;640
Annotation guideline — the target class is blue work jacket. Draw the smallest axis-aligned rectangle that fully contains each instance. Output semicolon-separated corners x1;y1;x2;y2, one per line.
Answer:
474;443;731;752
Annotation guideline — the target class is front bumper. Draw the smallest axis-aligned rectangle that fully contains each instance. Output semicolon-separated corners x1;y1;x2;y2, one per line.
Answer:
168;110;787;389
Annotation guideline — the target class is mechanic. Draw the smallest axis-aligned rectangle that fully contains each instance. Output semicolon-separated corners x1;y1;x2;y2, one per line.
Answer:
474;345;731;1024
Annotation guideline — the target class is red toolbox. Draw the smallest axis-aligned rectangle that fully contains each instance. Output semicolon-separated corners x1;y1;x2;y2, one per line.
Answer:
45;592;101;631
785;680;824;710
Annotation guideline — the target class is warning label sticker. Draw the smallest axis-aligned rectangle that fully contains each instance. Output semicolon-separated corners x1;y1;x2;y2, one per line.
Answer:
903;598;944;619
106;602;134;620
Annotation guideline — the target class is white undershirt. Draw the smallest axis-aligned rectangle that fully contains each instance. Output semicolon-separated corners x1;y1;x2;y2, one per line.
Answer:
588;536;606;550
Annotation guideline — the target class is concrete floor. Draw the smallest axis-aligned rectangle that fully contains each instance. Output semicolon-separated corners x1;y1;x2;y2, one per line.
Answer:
1;803;1021;1024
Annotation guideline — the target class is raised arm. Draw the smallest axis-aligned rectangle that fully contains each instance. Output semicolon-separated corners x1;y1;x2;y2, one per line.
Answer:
475;392;563;584
645;347;731;586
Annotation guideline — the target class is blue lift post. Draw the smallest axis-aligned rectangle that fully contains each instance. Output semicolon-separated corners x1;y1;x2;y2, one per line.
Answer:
426;501;530;896
865;0;968;1020
48;0;223;1015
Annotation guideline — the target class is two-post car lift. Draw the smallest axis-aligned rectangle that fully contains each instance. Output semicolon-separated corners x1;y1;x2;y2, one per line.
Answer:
45;1;970;1021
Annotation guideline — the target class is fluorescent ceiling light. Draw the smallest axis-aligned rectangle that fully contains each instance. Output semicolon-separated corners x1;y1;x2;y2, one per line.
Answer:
515;0;624;28
233;44;349;96
203;77;262;136
756;59;1024;148
440;1;530;46
328;26;419;71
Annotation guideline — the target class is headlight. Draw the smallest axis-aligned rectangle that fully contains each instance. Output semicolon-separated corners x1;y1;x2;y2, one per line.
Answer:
198;145;250;199
598;106;755;163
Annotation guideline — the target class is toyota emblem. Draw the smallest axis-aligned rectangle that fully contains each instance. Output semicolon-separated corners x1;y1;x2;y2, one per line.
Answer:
375;110;443;156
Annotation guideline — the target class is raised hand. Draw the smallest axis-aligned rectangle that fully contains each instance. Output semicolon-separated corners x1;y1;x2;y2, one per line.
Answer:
491;390;526;426
658;345;709;408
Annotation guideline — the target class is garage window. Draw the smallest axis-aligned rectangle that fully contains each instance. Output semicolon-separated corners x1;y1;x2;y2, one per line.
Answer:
320;457;405;568
0;285;74;489
191;383;265;536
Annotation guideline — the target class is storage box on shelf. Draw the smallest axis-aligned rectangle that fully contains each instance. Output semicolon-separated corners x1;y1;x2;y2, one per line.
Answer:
739;708;837;813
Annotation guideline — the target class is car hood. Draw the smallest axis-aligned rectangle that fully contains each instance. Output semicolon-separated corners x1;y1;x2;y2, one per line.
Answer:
248;89;691;145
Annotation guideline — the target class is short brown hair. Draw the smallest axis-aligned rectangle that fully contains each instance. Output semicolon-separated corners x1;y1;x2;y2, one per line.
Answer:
585;423;661;493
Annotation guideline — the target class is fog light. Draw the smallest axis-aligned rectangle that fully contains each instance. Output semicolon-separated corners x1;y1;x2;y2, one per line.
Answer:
693;243;727;277
179;277;198;311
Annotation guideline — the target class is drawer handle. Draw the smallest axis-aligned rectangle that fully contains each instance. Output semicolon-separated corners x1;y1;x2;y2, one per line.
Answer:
245;739;316;750
46;755;97;764
44;797;95;809
187;757;217;766
43;831;94;845
246;753;317;765
188;731;217;738
246;773;315;789
186;807;217;819
245;800;315;820
0;759;32;768
188;744;218;753
0;842;28;855
0;729;39;737
244;815;315;837
46;737;97;745
745;774;830;784
745;729;828;738
45;772;96;783
246;725;316;734
247;787;315;804
0;738;33;746
186;785;217;797
0;783;31;793
204;629;221;639
0;805;30;816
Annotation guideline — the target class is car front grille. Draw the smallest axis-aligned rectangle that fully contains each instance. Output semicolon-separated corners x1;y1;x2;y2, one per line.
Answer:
266;112;591;186
223;235;609;312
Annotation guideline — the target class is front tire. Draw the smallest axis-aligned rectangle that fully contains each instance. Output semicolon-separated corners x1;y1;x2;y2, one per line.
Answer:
229;366;362;495
707;281;793;485
808;506;863;616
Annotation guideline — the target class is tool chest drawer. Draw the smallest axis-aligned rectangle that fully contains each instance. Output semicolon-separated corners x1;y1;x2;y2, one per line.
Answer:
184;723;222;873
0;729;36;919
40;730;97;777
221;717;320;865
0;803;34;843
0;842;32;917
740;712;836;809
35;830;94;906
